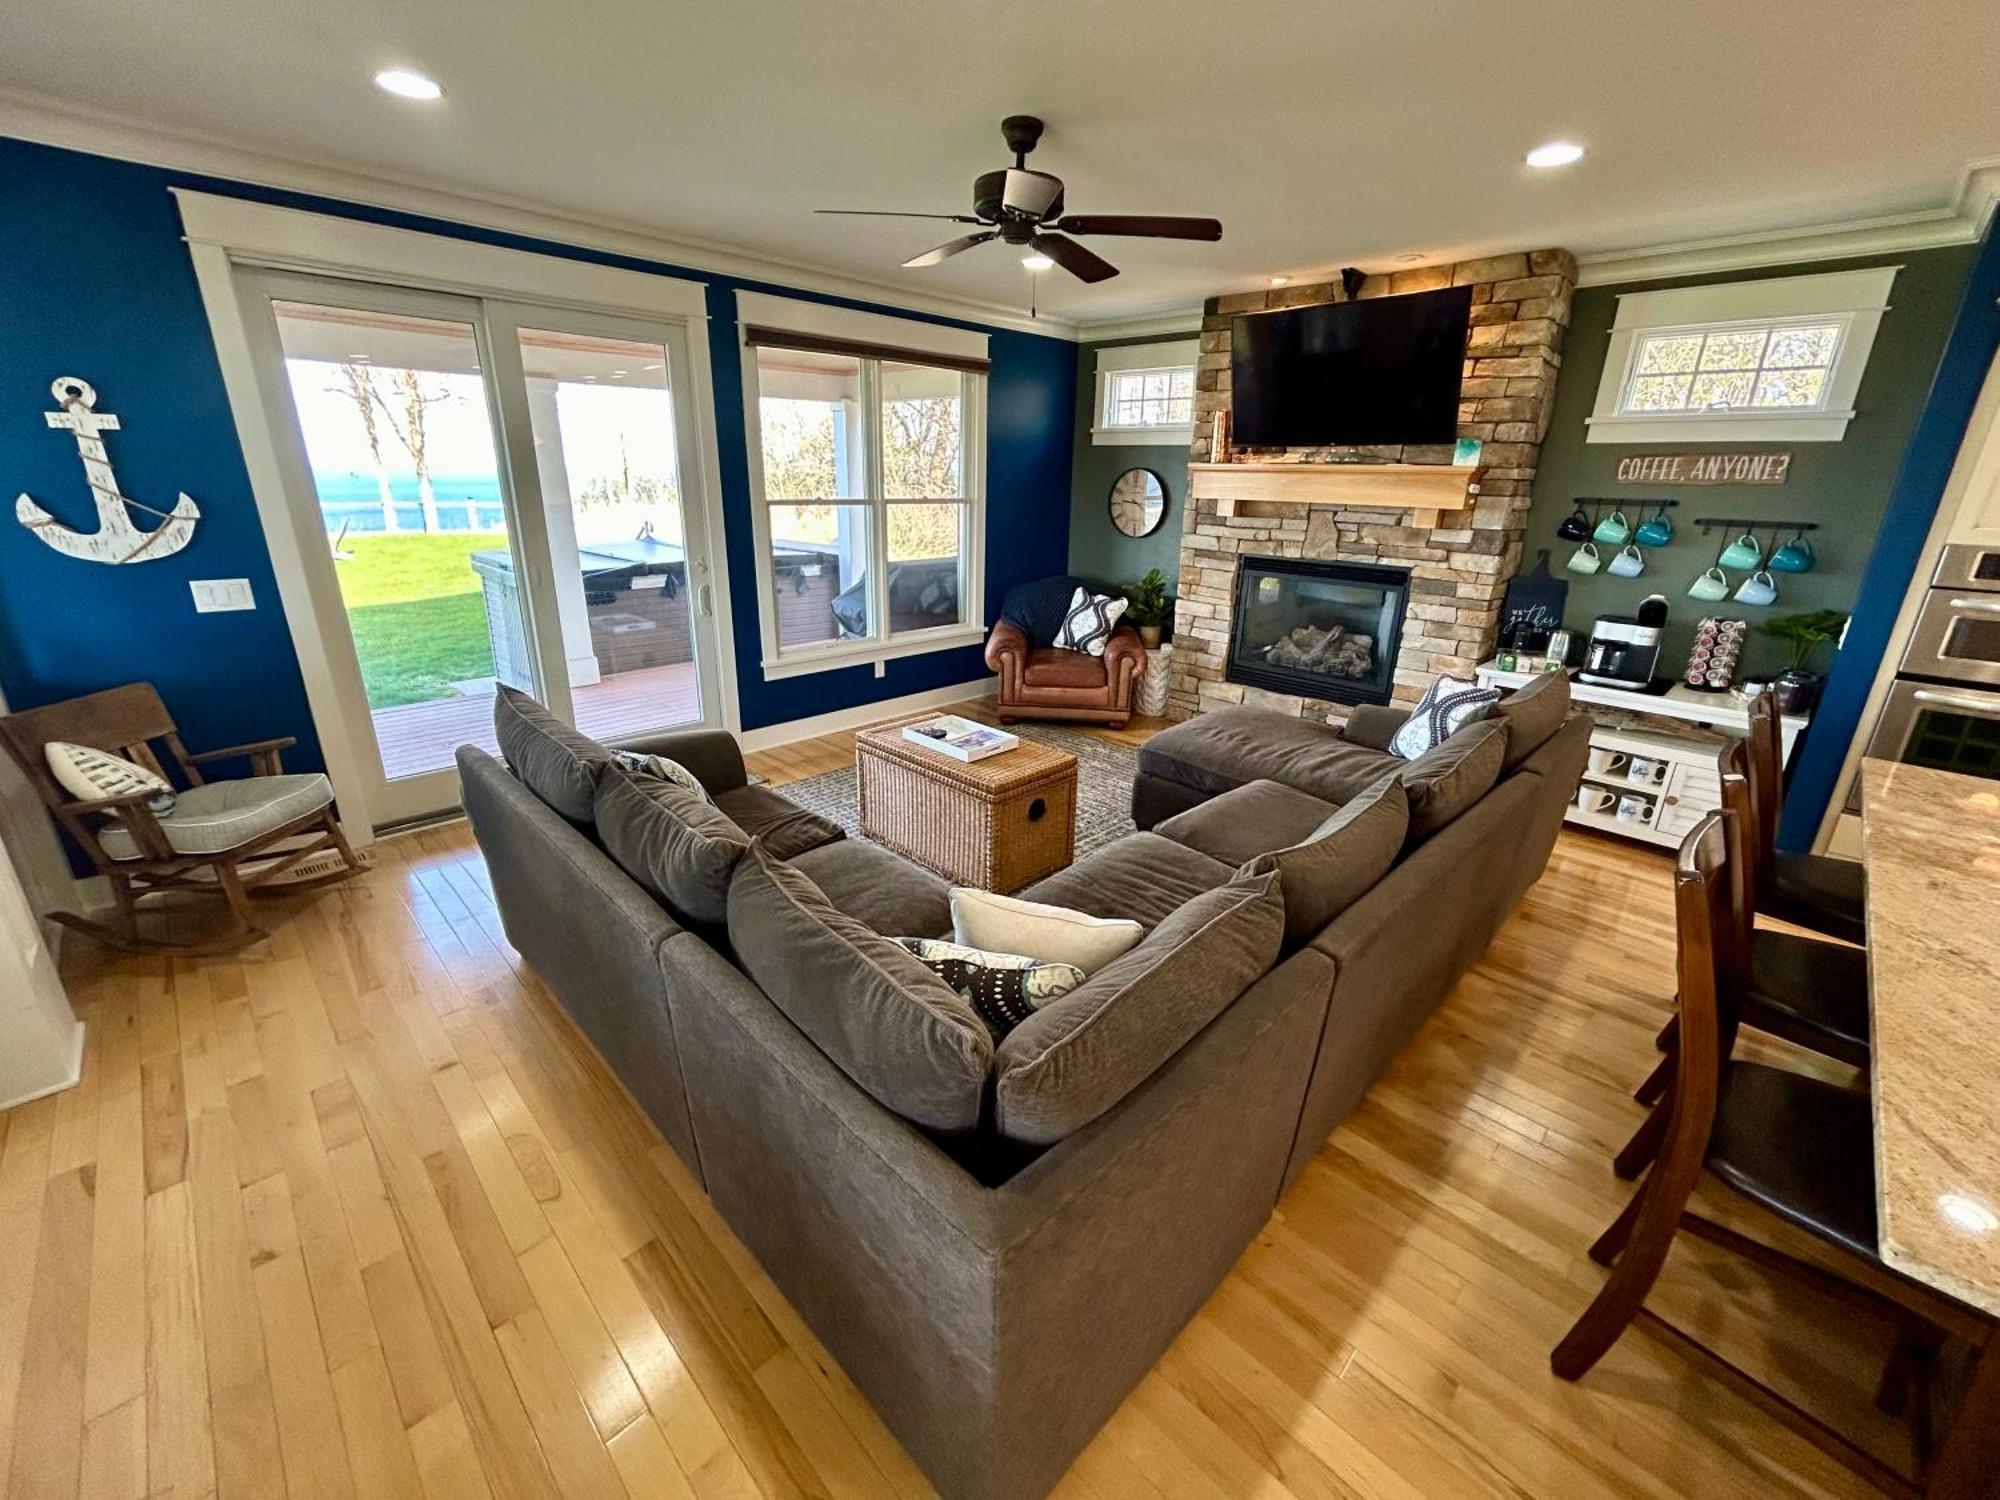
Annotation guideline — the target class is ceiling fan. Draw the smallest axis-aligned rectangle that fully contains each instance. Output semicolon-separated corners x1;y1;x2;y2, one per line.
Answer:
816;115;1222;284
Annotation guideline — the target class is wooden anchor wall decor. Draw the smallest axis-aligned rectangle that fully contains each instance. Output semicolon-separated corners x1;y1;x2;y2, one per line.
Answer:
14;377;201;564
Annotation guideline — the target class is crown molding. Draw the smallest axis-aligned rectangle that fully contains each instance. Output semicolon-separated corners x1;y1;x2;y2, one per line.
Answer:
1576;157;2000;287
1071;308;1206;342
0;88;1083;340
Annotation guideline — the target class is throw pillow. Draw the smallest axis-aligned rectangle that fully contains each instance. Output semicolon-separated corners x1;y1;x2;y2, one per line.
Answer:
1492;672;1571;771
611;748;710;802
594;762;749;926
1241;776;1409;945
1399;718;1509;841
1054;586;1129;657
895;938;1085;1041
1389;673;1501;760
45;742;177;815
950;887;1144;974
727;842;992;1131
993;871;1286;1144
493;684;610;823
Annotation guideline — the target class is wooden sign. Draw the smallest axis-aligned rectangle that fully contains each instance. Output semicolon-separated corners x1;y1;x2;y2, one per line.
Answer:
1614;451;1790;486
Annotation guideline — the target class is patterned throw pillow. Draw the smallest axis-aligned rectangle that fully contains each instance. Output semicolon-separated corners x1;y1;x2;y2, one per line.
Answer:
896;938;1086;1040
612;748;709;803
1053;587;1129;656
1388;674;1502;760
45;741;178;814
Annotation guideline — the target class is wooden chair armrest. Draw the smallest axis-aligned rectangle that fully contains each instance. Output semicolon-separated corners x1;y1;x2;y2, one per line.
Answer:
186;736;296;773
60;792;176;861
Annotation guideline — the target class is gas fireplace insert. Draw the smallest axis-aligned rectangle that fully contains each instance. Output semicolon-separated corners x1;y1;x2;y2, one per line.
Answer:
1225;556;1411;706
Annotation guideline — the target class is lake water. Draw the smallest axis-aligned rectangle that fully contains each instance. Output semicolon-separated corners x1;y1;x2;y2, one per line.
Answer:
315;471;506;534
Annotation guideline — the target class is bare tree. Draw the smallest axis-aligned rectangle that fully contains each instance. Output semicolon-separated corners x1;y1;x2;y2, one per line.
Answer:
325;363;400;532
372;369;454;532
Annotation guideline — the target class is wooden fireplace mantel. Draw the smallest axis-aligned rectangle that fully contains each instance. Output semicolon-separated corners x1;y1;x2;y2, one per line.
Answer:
1187;461;1478;528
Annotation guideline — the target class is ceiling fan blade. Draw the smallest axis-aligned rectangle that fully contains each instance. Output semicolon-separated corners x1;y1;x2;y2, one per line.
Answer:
903;232;998;268
1054;215;1223;241
816;209;985;224
1031;233;1118;284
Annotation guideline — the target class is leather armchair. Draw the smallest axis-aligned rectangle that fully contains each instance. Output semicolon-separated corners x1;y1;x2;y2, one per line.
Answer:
986;617;1147;728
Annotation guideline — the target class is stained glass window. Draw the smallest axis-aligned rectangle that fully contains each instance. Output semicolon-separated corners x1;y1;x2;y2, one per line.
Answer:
1621;320;1843;416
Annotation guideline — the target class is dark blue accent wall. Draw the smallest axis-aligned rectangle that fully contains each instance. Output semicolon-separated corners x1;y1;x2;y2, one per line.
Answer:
1780;220;2000;848
0;135;1076;758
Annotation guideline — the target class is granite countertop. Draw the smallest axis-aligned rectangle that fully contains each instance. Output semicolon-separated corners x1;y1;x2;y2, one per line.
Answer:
1859;758;2000;1319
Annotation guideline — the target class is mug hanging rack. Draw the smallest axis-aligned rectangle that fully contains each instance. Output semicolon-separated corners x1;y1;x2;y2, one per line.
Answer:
1694;516;1819;532
1574;496;1680;509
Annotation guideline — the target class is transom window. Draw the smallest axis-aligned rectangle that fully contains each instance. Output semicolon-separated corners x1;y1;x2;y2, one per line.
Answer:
1104;366;1195;429
1621;320;1845;416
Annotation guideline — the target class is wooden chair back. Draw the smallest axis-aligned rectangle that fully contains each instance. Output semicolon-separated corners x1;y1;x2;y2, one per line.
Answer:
0;684;197;870
1744;691;1784;876
1716;738;1761;937
1659;808;1747;1184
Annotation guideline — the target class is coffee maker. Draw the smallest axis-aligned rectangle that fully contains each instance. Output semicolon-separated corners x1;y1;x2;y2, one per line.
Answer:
1578;597;1667;690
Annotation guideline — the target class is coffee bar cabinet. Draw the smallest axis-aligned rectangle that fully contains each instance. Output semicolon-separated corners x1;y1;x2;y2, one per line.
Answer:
1476;665;1810;850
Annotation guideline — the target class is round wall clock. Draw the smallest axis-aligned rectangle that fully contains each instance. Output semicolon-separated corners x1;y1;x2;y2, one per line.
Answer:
1109;467;1167;538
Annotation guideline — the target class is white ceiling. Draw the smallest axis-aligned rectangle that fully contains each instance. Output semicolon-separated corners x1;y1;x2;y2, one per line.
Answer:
6;0;2000;330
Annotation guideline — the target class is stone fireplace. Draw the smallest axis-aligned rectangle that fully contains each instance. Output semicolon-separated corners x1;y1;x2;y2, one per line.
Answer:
1167;250;1576;722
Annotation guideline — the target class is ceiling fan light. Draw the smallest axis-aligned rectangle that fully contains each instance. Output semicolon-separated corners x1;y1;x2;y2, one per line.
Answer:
1021;253;1055;271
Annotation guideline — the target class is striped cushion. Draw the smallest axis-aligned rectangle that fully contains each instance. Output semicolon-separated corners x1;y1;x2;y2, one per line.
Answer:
1389;674;1500;759
1053;587;1128;657
98;773;333;860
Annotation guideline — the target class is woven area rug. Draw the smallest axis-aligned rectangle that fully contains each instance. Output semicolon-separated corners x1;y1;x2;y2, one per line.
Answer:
772;722;1141;861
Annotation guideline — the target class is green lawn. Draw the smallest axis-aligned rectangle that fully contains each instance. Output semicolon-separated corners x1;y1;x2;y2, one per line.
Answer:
334;533;505;709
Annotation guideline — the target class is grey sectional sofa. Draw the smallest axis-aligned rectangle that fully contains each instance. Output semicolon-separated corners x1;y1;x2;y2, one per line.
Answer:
458;675;1586;1500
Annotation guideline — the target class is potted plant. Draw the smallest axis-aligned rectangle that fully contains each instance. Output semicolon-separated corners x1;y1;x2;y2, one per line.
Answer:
1122;568;1172;649
1758;609;1847;714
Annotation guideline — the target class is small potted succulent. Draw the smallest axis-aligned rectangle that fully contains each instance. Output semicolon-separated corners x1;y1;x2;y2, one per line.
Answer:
1122;568;1173;650
1758;609;1848;714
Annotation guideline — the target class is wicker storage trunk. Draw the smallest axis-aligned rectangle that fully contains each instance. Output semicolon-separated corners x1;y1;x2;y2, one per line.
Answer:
855;716;1078;892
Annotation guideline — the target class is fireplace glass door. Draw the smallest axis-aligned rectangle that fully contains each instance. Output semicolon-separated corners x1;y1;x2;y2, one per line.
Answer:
1226;556;1411;705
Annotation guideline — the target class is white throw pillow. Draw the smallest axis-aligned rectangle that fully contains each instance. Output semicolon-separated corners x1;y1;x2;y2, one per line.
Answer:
1388;674;1501;760
1053;587;1129;657
950;888;1144;974
45;741;177;812
611;748;709;802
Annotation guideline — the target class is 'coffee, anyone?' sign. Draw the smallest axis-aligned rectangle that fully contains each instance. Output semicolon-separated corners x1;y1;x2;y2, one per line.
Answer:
1614;451;1791;485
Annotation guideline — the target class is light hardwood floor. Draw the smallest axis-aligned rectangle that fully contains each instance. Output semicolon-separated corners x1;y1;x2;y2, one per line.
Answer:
0;702;1904;1499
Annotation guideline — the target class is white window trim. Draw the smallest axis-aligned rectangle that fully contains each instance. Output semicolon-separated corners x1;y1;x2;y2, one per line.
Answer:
1586;265;1899;444
736;291;988;680
1091;338;1198;446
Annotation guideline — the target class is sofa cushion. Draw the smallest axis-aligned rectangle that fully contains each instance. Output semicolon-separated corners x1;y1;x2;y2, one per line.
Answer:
1242;777;1410;945
950;888;1145;973
894;938;1085;1041
787;838;952;938
594;762;748;926
1054;587;1129;656
1399;718;1509;841
1389;673;1501;759
993;870;1285;1144
713;783;844;860
1136;706;1398;805
1153;779;1341;866
726;843;991;1131
1015;832;1235;930
494;684;610;823
610;746;710;802
1492;671;1571;772
1022;647;1107;689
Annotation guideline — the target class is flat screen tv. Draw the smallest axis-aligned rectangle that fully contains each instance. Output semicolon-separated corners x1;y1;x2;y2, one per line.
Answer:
1229;284;1472;448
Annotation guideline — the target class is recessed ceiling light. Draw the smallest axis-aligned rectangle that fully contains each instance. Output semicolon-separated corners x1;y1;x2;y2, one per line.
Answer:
1525;140;1585;169
1269;276;1291;287
375;68;443;101
1021;253;1054;271
1394;253;1426;264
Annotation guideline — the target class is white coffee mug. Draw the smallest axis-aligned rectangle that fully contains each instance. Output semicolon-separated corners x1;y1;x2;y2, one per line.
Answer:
1575;787;1616;815
1587;748;1629;776
1627;757;1667;785
1615;793;1656;824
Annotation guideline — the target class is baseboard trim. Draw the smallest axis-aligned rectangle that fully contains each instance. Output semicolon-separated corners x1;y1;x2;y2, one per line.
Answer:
738;678;997;754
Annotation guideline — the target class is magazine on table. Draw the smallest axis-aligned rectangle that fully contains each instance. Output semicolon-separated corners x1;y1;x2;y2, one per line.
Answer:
901;715;1020;762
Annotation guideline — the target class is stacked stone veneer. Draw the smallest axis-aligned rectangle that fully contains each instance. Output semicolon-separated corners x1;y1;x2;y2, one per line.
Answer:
1168;249;1577;722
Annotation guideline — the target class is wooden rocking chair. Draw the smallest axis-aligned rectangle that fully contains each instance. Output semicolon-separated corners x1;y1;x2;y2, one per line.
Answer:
0;683;366;955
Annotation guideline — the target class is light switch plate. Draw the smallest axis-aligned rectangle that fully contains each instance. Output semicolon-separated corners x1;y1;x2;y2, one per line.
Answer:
190;578;255;613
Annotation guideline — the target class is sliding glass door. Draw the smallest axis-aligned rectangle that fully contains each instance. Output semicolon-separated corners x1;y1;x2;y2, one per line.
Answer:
240;271;724;830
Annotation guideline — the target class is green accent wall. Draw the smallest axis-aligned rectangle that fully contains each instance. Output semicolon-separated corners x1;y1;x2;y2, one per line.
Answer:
1066;335;1195;600
1527;245;1975;681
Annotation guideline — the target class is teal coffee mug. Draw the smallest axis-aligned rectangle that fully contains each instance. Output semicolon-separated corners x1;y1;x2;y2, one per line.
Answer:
1688;567;1730;602
1734;568;1779;607
1718;531;1763;570
1634;507;1674;547
1566;542;1603;576
1770;534;1815;573
1607;544;1646;578
1592;510;1632;546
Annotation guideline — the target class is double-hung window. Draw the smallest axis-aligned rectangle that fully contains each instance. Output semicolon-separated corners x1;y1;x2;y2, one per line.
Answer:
1091;338;1199;445
1587;265;1898;444
739;293;988;678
